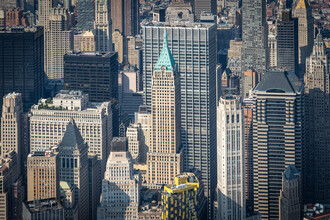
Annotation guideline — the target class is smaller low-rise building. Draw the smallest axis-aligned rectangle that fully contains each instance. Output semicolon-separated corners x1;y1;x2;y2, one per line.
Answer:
22;199;65;220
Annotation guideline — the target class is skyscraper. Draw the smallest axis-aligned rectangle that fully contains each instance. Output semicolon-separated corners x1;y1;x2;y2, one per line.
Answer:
1;93;23;175
97;137;140;219
146;30;182;187
27;150;60;201
37;0;57;28
194;0;217;20
45;8;73;79
251;70;304;219
143;22;217;215
217;95;245;220
77;0;94;30
53;119;89;220
29;90;112;172
111;0;139;36
73;30;95;52
293;0;314;70
0;26;44;112
276;9;298;74
94;0;112;52
241;0;268;76
279;165;301;220
304;32;330;203
63;51;118;102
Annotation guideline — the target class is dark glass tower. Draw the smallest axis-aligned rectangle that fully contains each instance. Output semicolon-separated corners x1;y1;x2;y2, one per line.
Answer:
0;26;44;112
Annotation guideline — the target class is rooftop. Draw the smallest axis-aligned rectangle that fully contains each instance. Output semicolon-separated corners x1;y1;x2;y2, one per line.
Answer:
28;150;55;157
254;70;303;93
142;21;215;28
284;165;300;181
60;181;71;190
55;90;86;100
66;51;116;57
24;199;63;213
5;92;21;99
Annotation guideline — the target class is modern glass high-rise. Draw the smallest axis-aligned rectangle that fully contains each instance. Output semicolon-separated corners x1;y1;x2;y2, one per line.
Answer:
276;9;298;74
251;70;304;219
217;95;245;220
241;0;268;76
142;22;217;216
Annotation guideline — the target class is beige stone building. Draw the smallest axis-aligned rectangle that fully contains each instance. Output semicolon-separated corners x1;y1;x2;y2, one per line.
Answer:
146;31;182;188
293;0;314;68
27;150;60;201
134;106;151;164
127;36;142;69
94;0;112;52
1;93;23;175
127;123;143;163
45;8;73;79
73;30;95;52
112;30;125;63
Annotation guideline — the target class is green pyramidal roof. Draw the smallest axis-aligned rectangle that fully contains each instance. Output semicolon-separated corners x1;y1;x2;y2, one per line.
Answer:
154;29;176;72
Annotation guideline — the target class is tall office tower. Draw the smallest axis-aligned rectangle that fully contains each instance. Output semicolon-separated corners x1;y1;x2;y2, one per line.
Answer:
143;22;217;215
37;0;57;28
268;26;277;68
243;70;259;98
243;101;254;213
127;36;143;70
241;0;268;76
1;93;23;175
127;123;143;163
161;173;201;219
0;26;44;112
279;165;301;220
217;95;245;220
77;0;94;30
194;0;217;20
29;90;112;172
73;30;95;52
5;8;29;26
293;0;314;70
88;153;101;220
45;8;73;79
94;0;112;52
27;150;60;201
276;10;298;74
304;32;330;203
251;70;304;219
53;119;89;220
112;30;125;63
146;31;182;187
134;106;151;164
111;0;139;36
97;137;140;219
64;51;118;102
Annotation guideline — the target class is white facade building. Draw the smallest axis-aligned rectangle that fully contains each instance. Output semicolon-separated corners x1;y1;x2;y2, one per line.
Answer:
29;90;112;172
217;95;245;220
126;123;143;163
97;141;140;220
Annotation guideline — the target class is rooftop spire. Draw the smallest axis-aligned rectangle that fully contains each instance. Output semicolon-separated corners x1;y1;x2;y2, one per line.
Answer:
154;28;176;72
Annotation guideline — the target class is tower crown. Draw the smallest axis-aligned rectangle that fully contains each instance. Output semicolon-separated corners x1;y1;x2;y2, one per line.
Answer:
154;29;176;72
